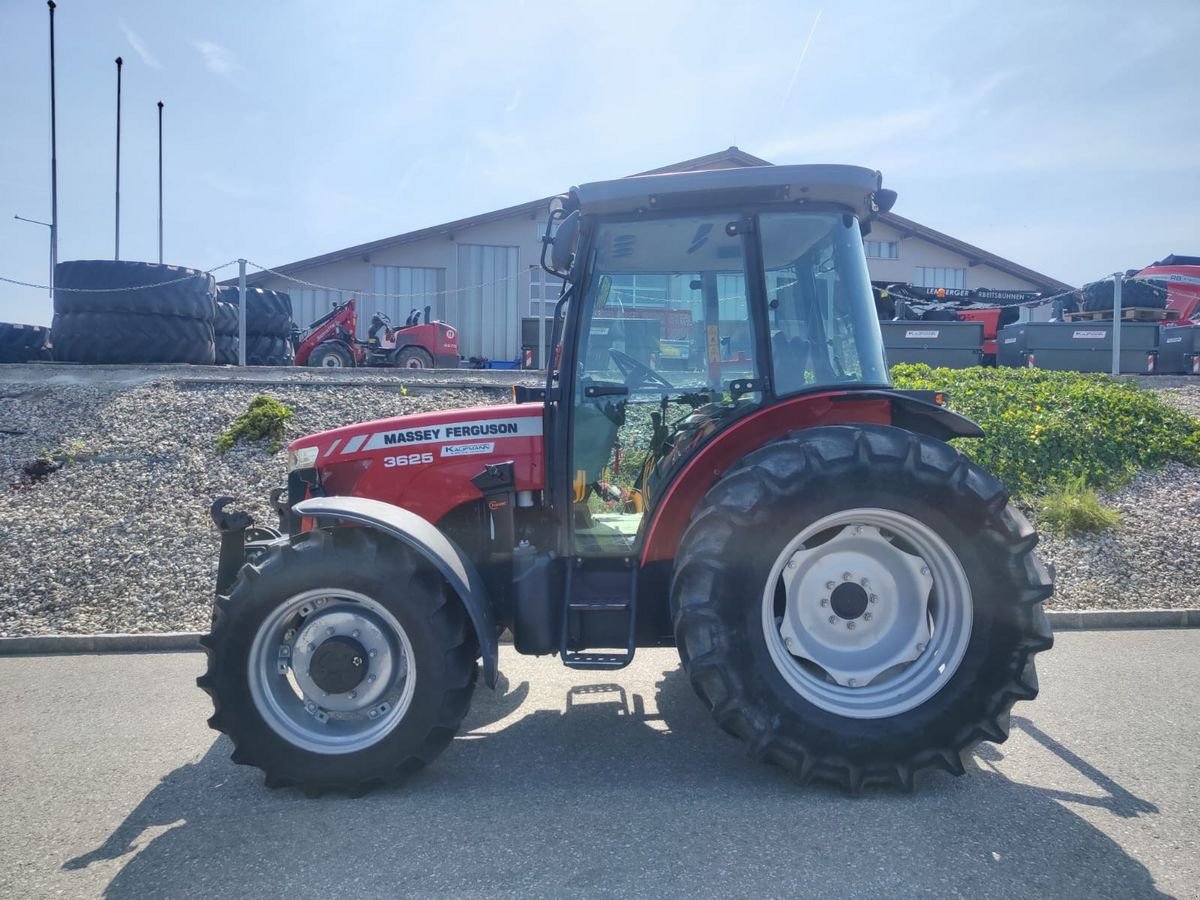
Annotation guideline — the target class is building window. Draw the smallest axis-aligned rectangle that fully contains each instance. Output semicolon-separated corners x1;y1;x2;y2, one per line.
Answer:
529;265;564;319
607;274;670;306
865;240;899;259
914;267;966;289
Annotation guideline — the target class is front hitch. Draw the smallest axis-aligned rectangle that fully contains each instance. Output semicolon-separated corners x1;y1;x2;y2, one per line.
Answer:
211;496;253;598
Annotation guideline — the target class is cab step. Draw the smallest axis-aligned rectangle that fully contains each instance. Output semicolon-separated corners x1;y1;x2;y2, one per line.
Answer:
560;562;637;670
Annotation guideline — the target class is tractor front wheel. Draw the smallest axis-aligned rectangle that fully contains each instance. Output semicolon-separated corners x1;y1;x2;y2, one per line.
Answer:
198;528;477;793
671;424;1053;792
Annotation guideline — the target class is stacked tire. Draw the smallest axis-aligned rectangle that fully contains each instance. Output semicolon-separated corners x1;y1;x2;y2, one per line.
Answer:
216;286;295;366
0;323;52;363
214;298;239;365
51;260;216;364
1081;277;1165;312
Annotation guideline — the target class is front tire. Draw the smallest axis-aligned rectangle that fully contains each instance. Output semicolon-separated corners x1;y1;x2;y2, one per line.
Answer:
198;528;477;793
671;425;1053;792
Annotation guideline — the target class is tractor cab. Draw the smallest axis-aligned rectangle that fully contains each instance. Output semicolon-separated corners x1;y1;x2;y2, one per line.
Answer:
540;167;893;559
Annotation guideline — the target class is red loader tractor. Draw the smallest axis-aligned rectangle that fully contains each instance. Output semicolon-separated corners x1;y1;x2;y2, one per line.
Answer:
202;165;1053;794
294;296;459;369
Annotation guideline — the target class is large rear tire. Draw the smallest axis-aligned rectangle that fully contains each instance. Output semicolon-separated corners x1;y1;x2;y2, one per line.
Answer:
671;424;1053;792
394;346;433;369
308;342;355;368
198;528;478;793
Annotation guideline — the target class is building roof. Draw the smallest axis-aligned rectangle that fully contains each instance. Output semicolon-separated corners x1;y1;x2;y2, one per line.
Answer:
234;147;1072;293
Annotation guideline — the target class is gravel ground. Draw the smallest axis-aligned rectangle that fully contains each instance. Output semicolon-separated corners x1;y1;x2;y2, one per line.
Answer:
1;368;1198;635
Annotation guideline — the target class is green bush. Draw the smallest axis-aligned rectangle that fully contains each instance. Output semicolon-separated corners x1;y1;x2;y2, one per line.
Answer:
1037;475;1122;534
890;364;1200;498
216;395;294;455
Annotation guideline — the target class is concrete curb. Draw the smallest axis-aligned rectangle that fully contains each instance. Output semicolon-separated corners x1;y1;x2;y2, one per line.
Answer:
1;609;1198;655
1045;609;1200;630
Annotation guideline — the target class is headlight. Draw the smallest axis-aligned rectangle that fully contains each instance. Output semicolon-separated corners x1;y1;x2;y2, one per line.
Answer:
288;446;320;471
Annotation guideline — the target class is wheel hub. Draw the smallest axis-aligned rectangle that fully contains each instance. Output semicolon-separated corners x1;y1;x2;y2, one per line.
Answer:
286;607;401;713
308;635;368;694
778;524;934;688
830;582;869;620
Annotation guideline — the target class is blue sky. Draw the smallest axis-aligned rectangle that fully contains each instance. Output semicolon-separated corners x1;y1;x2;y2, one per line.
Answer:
1;0;1197;326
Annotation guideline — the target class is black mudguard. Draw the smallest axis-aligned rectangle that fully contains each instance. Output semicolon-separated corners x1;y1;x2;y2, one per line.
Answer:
292;496;500;688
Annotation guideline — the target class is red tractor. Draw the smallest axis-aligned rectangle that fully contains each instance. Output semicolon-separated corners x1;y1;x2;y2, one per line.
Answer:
293;296;459;369
202;165;1053;794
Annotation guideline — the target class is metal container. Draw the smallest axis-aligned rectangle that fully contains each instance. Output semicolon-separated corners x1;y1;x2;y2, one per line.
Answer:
881;321;983;368
997;322;1159;373
1156;325;1200;375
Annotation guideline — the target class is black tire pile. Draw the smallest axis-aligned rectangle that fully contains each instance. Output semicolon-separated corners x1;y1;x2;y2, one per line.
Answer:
216;286;295;366
214;297;239;365
1081;278;1166;312
0;323;52;363
51;260;217;364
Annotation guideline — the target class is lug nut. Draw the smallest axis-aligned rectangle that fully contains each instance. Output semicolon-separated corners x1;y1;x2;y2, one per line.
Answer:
369;649;378;658
326;627;335;636
916;642;926;653
920;566;930;576
368;674;377;683
848;678;858;687
861;578;870;588
788;559;797;569
826;581;836;590
869;594;879;604
784;637;795;650
820;598;829;607
349;691;357;700
828;616;837;624
843;572;852;581
854;526;863;535
846;621;856;630
863;612;873;621
352;629;360;638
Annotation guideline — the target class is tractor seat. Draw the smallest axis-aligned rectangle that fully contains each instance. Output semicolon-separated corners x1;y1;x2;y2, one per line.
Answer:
771;332;810;393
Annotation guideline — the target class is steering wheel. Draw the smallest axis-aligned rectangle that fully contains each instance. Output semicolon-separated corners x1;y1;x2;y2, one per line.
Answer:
610;348;675;392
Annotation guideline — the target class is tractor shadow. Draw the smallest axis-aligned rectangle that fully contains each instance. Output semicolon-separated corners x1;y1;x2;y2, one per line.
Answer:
68;667;1168;899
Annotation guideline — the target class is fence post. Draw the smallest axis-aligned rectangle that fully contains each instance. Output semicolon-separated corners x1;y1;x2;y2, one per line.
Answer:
1111;273;1122;376
238;258;247;366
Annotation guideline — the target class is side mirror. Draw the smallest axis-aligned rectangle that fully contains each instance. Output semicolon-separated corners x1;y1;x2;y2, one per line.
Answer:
542;210;580;279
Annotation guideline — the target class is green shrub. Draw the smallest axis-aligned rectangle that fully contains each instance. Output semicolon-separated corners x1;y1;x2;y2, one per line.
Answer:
1037;475;1122;534
890;364;1200;498
216;395;294;454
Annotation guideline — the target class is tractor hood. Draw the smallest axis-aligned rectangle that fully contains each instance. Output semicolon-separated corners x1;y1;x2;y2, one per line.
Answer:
287;403;545;524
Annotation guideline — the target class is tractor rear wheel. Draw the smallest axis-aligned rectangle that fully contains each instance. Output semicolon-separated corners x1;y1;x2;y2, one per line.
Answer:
394;346;433;369
671;424;1053;792
198;528;477;793
308;342;354;368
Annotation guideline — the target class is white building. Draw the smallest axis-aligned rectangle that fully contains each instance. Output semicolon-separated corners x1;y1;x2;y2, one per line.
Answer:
235;148;1072;362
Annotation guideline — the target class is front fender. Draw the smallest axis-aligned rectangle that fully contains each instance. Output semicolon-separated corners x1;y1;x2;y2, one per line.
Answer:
293;495;498;688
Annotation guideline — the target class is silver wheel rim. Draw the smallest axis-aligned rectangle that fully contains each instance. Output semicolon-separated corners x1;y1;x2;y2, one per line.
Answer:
760;508;973;720
248;588;417;754
320;354;343;368
402;356;423;369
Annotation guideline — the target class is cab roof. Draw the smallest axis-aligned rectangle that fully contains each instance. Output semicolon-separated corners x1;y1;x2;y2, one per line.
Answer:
572;164;889;220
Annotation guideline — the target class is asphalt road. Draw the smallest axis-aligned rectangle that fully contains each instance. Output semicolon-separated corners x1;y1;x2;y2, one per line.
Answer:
0;631;1196;899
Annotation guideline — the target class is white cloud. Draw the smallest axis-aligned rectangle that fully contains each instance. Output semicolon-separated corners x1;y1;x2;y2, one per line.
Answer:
194;40;236;77
119;19;161;70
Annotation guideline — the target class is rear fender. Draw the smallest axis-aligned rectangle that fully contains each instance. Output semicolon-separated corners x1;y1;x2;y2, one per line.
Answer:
640;390;983;564
293;496;498;687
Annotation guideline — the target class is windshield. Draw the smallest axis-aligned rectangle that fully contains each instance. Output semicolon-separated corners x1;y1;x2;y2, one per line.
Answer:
759;212;890;394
